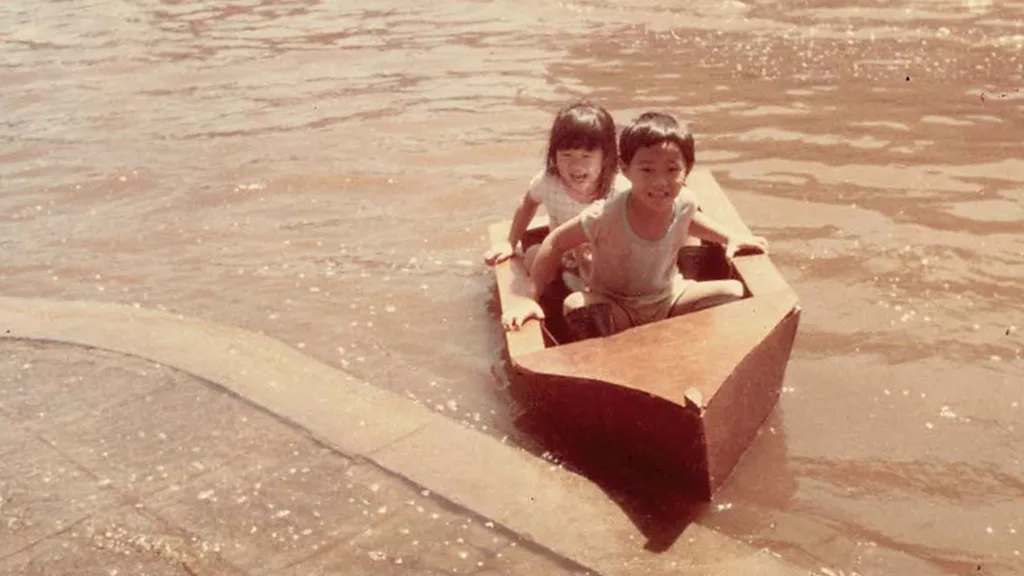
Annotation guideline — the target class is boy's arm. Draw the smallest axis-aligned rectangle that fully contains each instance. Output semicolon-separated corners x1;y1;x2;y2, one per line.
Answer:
528;217;588;298
689;210;733;245
484;191;540;265
502;217;588;331
690;210;767;257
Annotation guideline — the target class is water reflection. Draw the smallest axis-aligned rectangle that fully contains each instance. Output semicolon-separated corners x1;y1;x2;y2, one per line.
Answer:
965;0;995;14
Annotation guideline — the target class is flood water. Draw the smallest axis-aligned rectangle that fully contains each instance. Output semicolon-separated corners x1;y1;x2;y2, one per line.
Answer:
2;0;1022;574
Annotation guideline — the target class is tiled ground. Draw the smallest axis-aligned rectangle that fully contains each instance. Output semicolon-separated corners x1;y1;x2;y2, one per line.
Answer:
0;340;590;576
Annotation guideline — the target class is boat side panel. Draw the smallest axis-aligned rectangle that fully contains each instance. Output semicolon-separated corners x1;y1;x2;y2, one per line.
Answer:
732;253;792;297
510;369;713;498
687;170;753;237
488;220;546;356
703;308;801;494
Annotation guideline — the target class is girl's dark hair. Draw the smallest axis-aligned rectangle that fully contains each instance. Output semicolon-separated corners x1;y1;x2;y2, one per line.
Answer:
619;112;695;174
544;100;619;198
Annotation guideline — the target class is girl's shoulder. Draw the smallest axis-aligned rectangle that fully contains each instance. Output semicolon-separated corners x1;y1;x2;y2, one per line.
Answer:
527;169;562;199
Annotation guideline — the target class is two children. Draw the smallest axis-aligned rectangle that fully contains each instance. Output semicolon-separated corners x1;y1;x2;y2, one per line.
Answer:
496;108;767;337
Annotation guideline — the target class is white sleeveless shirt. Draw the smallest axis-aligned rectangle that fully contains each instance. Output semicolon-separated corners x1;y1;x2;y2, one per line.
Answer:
527;170;594;230
579;187;698;306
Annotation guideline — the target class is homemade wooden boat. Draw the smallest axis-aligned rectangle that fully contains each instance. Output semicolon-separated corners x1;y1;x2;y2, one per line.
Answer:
489;169;801;500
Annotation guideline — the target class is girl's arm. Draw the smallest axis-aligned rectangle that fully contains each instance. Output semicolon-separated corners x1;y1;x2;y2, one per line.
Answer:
484;191;541;265
502;217;588;331
506;191;541;250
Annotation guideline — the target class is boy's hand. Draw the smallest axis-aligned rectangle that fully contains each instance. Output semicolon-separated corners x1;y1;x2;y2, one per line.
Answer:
502;299;545;331
484;241;515;265
726;235;768;259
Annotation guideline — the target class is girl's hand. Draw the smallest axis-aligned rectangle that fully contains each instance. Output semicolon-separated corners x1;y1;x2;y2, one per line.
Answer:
502;300;545;331
484;241;515;265
726;235;768;259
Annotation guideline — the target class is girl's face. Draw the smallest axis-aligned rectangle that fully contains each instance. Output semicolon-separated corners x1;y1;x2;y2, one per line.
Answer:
621;141;688;213
554;148;604;197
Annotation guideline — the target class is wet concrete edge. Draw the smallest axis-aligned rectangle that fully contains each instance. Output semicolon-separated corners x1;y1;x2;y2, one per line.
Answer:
0;296;811;576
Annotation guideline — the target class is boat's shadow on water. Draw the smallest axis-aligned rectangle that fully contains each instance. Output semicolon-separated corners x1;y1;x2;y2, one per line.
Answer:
512;403;710;552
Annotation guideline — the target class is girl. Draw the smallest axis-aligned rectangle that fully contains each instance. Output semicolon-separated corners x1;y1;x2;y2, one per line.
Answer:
483;100;621;288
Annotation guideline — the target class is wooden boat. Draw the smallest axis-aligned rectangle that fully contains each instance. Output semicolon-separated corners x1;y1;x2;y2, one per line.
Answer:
488;169;801;500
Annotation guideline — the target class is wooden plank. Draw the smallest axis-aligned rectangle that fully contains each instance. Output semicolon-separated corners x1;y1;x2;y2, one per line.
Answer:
488;221;546;357
687;170;753;237
732;253;791;296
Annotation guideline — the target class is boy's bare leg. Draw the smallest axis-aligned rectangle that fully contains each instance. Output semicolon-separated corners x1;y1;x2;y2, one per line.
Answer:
669;279;744;317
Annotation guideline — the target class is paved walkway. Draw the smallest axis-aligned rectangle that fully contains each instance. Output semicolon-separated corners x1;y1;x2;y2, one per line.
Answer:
0;296;812;575
0;339;584;575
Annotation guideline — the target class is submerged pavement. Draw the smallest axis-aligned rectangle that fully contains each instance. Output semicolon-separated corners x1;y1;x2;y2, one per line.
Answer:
0;296;811;575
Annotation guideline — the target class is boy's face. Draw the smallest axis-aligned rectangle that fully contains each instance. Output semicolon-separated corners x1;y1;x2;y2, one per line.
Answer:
621;141;689;211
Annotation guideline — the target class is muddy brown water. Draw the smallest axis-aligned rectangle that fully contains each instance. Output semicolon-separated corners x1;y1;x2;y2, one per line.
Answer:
2;0;1022;574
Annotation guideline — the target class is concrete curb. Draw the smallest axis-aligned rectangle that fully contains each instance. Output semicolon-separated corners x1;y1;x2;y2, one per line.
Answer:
0;296;811;576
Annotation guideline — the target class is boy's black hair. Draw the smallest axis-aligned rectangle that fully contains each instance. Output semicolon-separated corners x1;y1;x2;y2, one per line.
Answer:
619;112;695;174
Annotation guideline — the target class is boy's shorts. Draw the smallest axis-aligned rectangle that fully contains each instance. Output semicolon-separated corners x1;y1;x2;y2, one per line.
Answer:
606;274;694;329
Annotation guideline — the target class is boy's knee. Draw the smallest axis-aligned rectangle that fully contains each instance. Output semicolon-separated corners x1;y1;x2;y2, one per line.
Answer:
563;295;616;340
562;291;587;315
